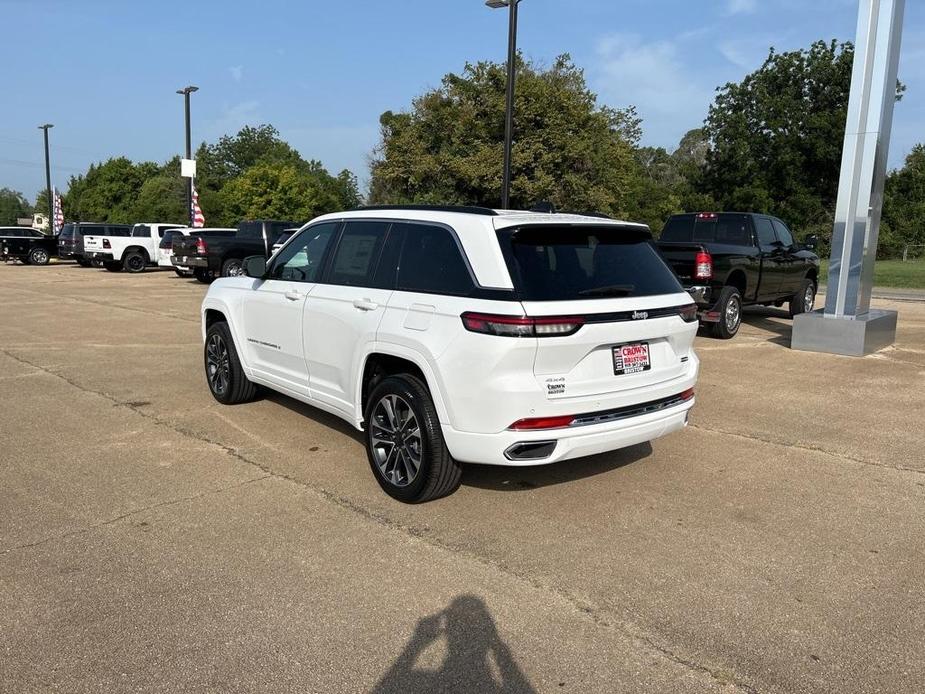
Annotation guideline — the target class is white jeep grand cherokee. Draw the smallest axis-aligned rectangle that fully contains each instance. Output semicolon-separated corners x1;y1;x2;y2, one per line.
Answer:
201;206;699;502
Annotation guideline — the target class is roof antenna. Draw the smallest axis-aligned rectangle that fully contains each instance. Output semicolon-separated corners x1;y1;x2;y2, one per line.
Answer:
529;201;556;214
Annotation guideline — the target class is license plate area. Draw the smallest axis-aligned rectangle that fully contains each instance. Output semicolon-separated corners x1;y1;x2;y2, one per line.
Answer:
612;342;651;376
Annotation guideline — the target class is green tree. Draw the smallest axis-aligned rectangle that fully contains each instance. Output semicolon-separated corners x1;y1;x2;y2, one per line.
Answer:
703;40;903;238
0;188;32;225
882;144;925;258
369;54;640;215
130;160;188;223
65;157;158;222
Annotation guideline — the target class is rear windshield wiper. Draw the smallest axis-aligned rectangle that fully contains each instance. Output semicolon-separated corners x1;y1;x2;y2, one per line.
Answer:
578;284;635;297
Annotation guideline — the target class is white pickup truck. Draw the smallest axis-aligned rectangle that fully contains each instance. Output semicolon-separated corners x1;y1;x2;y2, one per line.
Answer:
85;222;183;273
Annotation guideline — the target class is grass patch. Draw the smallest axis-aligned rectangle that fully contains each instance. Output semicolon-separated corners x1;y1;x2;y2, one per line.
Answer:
819;259;925;289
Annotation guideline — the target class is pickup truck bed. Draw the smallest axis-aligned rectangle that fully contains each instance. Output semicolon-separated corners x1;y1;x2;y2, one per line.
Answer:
172;220;297;283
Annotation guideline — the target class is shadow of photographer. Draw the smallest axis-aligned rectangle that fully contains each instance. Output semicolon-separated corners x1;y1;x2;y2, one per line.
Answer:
373;594;536;694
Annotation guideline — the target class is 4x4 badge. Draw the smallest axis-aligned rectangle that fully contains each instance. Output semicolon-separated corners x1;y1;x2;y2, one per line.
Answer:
632;311;648;320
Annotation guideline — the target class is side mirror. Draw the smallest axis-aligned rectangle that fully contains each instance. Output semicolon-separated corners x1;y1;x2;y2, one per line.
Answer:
804;234;819;252
243;255;267;278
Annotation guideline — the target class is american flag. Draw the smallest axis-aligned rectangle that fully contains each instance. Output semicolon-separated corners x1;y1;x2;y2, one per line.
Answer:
191;184;205;228
53;188;64;233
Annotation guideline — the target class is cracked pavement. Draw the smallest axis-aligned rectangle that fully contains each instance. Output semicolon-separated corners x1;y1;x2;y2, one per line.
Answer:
1;263;923;693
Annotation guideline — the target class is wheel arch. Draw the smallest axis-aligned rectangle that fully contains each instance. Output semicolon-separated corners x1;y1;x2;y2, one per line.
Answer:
357;348;450;429
201;300;250;373
124;245;150;262
724;268;747;295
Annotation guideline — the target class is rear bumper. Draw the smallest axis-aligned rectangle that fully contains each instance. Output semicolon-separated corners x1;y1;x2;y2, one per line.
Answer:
87;252;114;262
58;249;81;260
441;396;694;467
683;285;725;323
172;255;207;268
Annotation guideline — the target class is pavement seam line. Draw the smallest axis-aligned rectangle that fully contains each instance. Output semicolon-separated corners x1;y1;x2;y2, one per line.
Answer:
1;347;759;693
688;422;925;475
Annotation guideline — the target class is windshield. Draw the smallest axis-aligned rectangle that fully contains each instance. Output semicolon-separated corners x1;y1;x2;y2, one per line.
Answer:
660;213;753;246
502;226;683;301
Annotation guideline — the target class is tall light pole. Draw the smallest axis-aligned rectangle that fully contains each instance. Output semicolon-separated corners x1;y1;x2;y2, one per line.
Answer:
486;0;520;209
38;124;54;233
176;85;199;225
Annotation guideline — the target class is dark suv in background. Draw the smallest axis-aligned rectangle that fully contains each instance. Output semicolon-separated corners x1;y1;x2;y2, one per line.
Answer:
58;222;131;266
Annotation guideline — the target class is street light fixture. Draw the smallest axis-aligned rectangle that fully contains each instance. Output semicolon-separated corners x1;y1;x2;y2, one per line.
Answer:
486;0;521;209
176;86;199;224
38;124;54;234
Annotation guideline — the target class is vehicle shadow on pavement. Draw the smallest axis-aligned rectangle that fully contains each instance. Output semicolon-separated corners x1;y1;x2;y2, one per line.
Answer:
741;306;794;346
373;594;536;694
462;442;652;491
262;391;365;443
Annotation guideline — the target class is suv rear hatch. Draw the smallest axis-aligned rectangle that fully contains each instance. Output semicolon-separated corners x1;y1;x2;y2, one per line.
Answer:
498;224;696;400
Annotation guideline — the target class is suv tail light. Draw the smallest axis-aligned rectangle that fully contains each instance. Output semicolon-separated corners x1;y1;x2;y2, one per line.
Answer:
461;312;584;337
195;237;208;255
694;250;713;281
677;304;698;322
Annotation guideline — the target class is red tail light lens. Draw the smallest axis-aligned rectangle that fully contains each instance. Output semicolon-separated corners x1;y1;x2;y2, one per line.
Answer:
677;304;698;323
509;415;575;430
694;250;713;280
461;312;584;337
679;388;695;401
102;239;111;249
195;237;208;255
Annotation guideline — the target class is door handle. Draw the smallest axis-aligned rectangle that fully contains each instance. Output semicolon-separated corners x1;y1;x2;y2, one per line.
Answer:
284;290;303;301
353;298;379;311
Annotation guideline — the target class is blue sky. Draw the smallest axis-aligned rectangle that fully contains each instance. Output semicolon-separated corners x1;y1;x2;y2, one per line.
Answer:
2;0;922;201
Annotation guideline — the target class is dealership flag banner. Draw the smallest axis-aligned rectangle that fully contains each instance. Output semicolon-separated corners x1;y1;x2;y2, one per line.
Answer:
53;188;64;233
191;185;205;228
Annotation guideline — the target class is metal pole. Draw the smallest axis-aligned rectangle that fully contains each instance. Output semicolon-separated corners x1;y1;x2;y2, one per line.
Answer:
40;125;53;233
184;91;193;226
501;0;518;209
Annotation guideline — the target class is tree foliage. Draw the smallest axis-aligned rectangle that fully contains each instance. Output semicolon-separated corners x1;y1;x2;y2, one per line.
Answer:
370;54;641;216
0;188;33;225
882;144;925;257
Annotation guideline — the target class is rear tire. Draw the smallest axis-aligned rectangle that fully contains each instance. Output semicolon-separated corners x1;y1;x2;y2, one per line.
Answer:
710;286;742;339
221;258;244;278
194;267;216;284
789;278;816;318
103;261;123;272
204;321;259;404
28;248;50;265
123;251;147;273
364;374;462;503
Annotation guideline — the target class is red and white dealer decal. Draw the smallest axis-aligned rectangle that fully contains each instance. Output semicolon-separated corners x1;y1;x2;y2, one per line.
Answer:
612;342;651;376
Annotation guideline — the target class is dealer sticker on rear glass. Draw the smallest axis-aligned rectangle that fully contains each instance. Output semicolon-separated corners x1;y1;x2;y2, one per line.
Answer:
545;377;567;399
613;342;651;376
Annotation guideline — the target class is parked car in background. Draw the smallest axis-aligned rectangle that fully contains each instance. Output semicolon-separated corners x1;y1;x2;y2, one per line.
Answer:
0;227;59;265
200;206;699;502
270;228;299;256
172;219;298;283
168;228;238;280
84;222;182;273
657;212;820;339
158;228;193;275
58;223;131;266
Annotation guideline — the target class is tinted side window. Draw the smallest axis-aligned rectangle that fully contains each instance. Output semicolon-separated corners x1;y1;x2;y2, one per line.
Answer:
133;225;151;238
270;223;337;283
397;223;474;296
755;218;777;252
772;219;794;248
327;221;389;287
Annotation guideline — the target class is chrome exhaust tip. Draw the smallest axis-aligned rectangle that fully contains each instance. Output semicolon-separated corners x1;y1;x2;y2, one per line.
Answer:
504;440;557;461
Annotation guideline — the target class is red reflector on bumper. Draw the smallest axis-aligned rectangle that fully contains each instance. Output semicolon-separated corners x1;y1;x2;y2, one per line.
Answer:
508;415;575;431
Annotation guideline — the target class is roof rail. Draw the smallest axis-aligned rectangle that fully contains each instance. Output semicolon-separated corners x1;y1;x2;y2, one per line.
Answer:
354;204;498;216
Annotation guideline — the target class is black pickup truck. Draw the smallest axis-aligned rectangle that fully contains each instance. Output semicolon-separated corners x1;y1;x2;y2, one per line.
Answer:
656;212;820;339
172;219;298;283
0;227;59;265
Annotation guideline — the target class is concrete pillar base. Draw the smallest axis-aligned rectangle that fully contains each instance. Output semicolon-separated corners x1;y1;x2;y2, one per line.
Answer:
791;308;897;356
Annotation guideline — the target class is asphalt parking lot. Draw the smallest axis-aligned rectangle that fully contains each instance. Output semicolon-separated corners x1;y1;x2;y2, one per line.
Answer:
2;262;923;693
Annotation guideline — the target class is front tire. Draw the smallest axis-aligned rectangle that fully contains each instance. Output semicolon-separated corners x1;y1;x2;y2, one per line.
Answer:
789;279;816;318
364;375;462;503
28;248;50;265
710;286;742;339
221;258;244;278
123;251;147;273
204;321;259;404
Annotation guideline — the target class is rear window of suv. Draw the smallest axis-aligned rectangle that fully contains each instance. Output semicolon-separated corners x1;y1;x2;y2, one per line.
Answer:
660;213;752;246
501;225;683;301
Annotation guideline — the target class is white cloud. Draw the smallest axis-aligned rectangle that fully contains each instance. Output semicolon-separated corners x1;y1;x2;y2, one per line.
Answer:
229;65;243;83
725;0;757;15
717;36;776;69
592;33;713;149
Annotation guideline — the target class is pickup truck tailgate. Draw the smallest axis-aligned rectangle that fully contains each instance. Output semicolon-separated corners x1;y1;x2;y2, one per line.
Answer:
655;243;705;283
83;236;105;252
